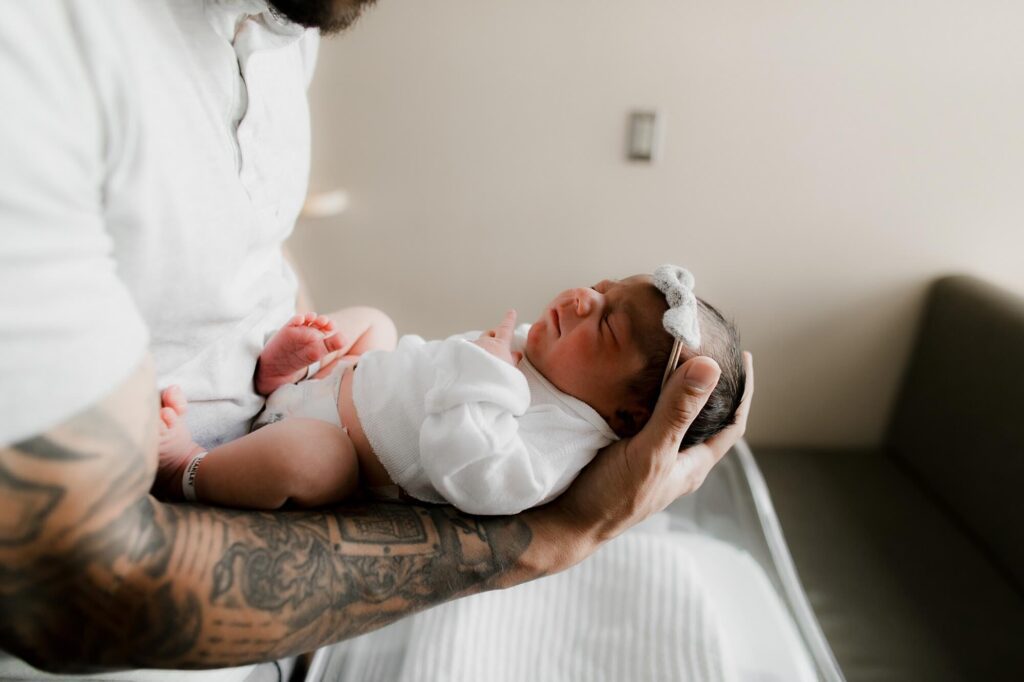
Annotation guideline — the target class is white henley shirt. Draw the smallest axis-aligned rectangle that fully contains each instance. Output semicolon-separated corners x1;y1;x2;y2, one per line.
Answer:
0;0;318;448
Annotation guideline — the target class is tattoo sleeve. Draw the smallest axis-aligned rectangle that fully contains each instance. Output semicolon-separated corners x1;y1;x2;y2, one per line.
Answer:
0;362;536;672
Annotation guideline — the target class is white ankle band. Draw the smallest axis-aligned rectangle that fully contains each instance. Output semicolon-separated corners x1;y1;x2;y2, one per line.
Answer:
182;451;208;502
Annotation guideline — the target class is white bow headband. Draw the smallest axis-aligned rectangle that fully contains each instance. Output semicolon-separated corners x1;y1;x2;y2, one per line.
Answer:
653;264;702;389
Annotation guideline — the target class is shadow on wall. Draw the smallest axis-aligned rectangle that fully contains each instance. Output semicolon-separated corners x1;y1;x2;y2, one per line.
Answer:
745;276;928;448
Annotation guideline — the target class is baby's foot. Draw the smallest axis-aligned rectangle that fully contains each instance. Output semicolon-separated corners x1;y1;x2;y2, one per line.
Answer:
153;386;204;500
256;313;347;395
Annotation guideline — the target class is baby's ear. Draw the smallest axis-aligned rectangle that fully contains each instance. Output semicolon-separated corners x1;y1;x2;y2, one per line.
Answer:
611;404;653;438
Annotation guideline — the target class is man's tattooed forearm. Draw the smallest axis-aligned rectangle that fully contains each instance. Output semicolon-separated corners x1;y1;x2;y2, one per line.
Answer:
0;460;64;546
206;504;532;652
0;496;200;669
4;423;533;669
1;410;146;549
13;436;96;462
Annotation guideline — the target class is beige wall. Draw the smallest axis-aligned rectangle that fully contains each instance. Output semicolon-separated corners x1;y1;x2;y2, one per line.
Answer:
287;0;1024;448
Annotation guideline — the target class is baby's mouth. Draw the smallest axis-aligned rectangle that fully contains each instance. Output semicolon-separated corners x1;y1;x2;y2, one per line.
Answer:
551;307;561;336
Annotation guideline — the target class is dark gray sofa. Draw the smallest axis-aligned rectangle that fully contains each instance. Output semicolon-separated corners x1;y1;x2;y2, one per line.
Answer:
755;275;1024;681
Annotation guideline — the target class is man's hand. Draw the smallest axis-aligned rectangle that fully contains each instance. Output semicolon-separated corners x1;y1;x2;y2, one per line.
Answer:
525;352;754;571
473;309;523;366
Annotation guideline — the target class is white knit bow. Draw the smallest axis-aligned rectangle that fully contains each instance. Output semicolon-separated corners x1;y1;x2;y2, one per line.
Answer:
653;264;701;349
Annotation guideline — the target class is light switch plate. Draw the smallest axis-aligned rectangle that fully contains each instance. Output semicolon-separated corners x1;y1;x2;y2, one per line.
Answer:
628;110;660;162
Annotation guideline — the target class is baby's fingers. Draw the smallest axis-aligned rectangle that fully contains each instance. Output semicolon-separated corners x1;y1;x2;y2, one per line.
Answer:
495;309;517;341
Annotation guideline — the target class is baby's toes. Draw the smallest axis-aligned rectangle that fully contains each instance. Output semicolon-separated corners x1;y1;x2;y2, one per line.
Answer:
161;385;187;415
159;405;179;431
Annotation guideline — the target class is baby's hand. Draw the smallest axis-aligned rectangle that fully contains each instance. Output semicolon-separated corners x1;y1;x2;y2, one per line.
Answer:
473;309;523;367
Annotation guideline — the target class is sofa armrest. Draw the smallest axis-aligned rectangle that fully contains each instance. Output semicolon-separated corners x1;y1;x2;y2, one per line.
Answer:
885;274;1024;589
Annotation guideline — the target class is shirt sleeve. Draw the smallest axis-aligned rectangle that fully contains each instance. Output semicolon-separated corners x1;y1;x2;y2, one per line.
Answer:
0;3;148;445
418;338;557;515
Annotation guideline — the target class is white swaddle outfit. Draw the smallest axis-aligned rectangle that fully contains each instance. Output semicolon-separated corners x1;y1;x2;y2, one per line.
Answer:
353;326;618;514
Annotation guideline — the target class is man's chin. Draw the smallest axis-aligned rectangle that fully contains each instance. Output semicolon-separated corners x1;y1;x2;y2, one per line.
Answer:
268;0;376;34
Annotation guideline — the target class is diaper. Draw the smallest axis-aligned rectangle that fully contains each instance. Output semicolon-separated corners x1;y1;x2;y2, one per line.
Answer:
252;360;350;431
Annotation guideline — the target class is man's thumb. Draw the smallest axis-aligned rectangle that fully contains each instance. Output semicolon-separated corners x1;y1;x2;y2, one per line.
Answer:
641;356;721;454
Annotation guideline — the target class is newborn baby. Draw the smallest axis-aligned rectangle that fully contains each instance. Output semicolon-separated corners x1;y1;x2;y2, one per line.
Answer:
155;265;746;514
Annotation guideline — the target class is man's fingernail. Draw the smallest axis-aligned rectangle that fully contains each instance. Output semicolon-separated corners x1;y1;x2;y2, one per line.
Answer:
683;362;716;391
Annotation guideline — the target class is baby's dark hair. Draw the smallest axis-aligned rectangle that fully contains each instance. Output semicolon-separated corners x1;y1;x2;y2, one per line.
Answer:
616;298;745;448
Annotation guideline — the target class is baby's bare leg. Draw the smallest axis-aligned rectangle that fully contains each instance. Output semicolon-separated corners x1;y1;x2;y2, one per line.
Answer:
191;419;360;509
308;306;399;380
326;306;398;356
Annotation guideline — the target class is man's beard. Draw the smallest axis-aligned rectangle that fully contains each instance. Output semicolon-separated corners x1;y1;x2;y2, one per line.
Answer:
267;0;377;34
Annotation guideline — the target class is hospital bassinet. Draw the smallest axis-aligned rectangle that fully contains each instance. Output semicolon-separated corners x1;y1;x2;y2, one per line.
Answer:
305;439;844;681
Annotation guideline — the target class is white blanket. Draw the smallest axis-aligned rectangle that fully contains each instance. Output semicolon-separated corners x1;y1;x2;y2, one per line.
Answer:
331;523;738;682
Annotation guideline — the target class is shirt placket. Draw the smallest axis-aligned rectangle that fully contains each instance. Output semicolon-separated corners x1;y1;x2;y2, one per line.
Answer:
231;14;305;216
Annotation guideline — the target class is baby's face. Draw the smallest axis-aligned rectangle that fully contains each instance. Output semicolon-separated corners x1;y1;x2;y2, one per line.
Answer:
525;275;668;429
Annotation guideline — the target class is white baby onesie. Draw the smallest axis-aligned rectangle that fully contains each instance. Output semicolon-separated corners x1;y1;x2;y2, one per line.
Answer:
352;326;619;515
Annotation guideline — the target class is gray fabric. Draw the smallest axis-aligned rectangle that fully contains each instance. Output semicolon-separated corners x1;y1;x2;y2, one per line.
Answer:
884;275;1024;590
756;447;1024;682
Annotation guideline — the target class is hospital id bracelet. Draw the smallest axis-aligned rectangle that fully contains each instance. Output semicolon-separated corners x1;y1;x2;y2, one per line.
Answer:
182;451;208;502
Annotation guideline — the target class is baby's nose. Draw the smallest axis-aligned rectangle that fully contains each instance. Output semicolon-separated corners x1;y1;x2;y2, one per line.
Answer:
574;288;598;316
